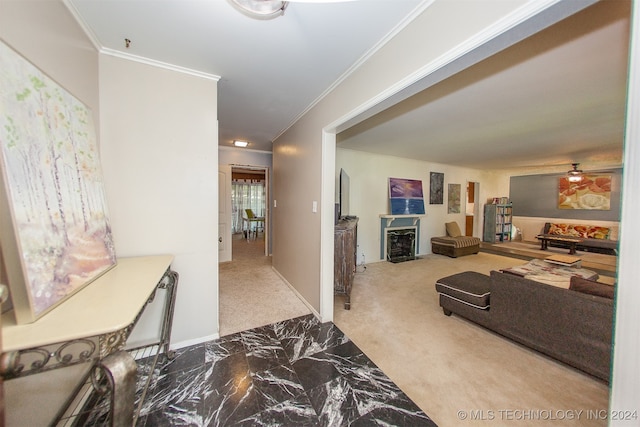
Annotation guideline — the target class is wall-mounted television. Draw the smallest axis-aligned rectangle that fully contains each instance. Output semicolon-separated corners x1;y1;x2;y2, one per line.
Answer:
339;168;350;218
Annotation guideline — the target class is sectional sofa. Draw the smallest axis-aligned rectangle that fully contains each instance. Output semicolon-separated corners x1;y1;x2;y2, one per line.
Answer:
435;269;613;381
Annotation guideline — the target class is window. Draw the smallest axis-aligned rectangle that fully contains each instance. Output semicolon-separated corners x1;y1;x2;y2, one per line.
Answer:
232;180;265;233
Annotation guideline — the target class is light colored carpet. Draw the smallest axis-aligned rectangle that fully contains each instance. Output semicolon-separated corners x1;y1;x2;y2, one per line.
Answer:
334;253;609;427
218;233;311;336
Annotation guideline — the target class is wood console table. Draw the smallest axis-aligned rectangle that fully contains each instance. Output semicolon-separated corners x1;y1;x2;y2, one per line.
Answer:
1;255;178;426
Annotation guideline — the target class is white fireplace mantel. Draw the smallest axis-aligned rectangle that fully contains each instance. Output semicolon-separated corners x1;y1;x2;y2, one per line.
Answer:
379;214;425;228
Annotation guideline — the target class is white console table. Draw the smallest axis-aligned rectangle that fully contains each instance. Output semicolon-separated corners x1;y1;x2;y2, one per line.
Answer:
1;254;178;425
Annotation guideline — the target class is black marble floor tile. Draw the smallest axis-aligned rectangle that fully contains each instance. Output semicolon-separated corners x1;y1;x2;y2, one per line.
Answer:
292;353;343;391
79;314;436;426
252;364;305;411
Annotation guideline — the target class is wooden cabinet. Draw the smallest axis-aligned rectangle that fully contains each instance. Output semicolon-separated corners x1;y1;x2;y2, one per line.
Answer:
483;203;513;243
334;217;358;310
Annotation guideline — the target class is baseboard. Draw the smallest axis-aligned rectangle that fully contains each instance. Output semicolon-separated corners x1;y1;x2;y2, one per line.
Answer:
170;333;220;351
271;267;321;320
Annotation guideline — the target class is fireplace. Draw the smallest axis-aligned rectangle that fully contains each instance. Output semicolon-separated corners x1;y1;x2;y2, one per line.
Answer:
385;227;417;263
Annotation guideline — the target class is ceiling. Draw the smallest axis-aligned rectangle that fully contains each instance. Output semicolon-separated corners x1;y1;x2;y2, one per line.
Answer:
337;0;631;170
66;0;630;171
66;0;425;152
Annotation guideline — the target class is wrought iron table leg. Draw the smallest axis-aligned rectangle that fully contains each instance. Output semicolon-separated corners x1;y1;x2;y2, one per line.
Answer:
159;270;179;360
98;350;137;426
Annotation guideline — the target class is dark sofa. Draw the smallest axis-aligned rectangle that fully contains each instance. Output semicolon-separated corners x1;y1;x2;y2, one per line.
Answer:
436;270;613;382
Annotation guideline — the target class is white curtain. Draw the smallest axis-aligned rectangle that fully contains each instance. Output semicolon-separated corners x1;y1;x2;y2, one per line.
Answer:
232;180;265;233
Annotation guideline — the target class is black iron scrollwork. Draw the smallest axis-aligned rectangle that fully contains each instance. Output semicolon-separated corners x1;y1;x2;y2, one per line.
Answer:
55;339;96;365
0;338;98;379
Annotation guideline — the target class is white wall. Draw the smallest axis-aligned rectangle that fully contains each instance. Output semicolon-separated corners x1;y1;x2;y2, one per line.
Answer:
219;146;272;168
336;148;510;263
99;54;219;347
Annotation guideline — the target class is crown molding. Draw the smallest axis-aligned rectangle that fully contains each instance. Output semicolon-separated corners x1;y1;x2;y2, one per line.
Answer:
100;48;220;82
273;0;436;141
326;0;592;134
64;0;220;82
63;0;102;51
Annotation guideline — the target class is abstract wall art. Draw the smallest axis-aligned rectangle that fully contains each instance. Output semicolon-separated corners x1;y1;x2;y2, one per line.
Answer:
558;175;611;210
430;172;444;205
448;183;461;213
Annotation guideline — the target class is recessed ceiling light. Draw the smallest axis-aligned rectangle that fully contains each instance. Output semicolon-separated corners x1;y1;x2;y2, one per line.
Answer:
234;140;249;147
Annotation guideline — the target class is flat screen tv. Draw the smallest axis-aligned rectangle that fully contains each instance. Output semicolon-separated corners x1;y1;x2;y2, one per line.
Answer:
339;168;350;218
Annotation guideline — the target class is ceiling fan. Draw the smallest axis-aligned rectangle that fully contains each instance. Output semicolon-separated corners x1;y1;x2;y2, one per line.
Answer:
566;163;584;183
228;0;356;20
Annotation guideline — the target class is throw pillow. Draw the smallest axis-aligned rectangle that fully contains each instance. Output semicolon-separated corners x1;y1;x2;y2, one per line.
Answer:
569;276;614;299
445;222;462;237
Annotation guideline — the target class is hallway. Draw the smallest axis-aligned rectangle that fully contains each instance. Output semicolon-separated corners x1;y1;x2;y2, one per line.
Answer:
218;233;311;336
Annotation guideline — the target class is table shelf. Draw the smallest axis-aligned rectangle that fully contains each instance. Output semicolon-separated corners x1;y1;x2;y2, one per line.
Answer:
1;255;178;426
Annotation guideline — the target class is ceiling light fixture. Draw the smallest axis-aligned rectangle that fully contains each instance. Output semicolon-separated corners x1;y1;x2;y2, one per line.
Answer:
234;140;249;147
567;163;584;183
227;0;355;20
227;0;288;20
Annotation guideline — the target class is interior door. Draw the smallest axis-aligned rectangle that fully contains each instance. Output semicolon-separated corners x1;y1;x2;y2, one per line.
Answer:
218;164;232;263
466;182;480;237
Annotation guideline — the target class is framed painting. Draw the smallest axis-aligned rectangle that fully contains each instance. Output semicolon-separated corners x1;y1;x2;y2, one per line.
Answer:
448;183;461;213
558;174;611;210
430;172;444;204
0;41;117;324
388;178;425;215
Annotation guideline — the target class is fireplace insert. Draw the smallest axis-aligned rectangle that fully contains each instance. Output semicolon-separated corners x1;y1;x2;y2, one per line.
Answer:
386;228;416;263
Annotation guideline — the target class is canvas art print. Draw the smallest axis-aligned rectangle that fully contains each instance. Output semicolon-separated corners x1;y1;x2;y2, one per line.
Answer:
0;41;116;323
448;183;461;213
430;172;444;204
558;175;611;210
389;178;425;215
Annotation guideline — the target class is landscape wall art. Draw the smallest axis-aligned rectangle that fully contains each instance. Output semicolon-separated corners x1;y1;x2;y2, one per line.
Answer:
0;41;116;324
389;177;425;215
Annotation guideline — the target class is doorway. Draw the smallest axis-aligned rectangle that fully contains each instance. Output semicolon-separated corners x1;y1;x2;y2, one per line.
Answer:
231;166;269;257
466;182;480;237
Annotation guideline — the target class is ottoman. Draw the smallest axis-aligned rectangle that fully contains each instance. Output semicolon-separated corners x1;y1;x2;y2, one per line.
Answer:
435;271;492;328
431;236;480;258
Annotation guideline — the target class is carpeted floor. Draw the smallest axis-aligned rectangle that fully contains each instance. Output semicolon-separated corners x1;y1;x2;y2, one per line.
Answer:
220;237;610;426
334;252;610;427
218;233;311;336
